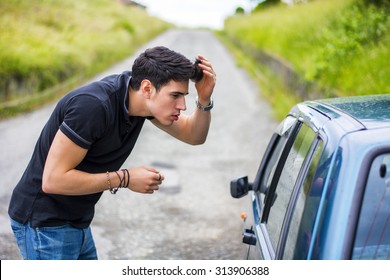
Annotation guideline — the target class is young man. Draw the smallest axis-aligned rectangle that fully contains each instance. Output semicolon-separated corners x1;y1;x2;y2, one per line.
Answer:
8;46;216;260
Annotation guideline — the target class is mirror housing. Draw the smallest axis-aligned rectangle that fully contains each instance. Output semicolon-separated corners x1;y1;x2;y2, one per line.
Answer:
230;176;253;198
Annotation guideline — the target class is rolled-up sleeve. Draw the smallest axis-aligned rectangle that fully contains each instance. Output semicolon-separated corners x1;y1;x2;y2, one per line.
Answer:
59;94;108;149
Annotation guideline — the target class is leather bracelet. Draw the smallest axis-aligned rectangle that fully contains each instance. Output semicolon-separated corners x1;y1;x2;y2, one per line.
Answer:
195;96;213;111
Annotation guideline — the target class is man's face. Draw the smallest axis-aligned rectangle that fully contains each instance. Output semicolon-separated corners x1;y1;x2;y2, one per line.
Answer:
149;80;189;126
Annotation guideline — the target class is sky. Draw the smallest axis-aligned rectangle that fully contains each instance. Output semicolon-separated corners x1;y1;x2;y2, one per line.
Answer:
136;0;254;30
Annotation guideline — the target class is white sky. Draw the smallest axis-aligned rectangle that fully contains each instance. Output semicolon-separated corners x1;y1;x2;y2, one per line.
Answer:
137;0;253;30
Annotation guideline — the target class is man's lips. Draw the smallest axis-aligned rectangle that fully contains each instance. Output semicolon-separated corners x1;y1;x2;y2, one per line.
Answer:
171;113;180;121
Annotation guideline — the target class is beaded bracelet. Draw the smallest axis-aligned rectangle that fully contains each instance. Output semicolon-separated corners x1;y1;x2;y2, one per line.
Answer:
106;171;117;194
106;169;130;194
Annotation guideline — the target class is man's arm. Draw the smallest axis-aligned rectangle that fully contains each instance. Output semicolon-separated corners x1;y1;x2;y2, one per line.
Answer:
42;130;164;195
42;129;105;195
151;105;211;145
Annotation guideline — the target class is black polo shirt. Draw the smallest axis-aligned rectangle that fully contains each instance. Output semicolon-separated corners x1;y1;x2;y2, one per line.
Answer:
8;71;146;228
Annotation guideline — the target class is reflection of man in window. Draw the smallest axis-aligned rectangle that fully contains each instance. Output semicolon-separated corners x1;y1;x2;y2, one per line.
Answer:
293;147;339;259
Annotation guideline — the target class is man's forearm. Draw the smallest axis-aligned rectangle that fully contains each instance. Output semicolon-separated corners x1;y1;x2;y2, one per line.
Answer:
42;169;119;195
186;107;211;145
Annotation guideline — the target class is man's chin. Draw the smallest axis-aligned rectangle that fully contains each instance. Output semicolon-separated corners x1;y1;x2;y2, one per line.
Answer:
158;119;174;127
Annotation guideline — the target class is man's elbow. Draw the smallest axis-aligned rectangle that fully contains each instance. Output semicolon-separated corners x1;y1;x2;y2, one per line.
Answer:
188;136;207;146
42;174;59;194
41;182;54;194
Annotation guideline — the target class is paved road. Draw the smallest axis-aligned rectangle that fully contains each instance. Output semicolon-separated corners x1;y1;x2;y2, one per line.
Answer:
0;29;277;260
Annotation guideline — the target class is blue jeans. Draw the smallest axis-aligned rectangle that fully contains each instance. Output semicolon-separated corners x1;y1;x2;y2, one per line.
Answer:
10;218;98;260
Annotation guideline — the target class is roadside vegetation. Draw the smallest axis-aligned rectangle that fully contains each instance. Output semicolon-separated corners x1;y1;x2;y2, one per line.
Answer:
2;0;389;121
221;0;390;119
0;0;171;119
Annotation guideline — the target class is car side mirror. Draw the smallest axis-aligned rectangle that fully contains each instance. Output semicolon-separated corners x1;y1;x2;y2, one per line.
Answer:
230;176;253;198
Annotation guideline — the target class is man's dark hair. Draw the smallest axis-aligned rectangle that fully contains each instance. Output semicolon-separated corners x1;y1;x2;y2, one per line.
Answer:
130;46;203;92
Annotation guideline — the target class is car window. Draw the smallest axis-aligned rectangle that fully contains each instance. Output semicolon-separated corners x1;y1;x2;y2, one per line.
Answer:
258;135;287;197
310;147;342;259
252;116;298;214
266;124;316;250
283;138;324;259
352;153;390;260
256;116;298;195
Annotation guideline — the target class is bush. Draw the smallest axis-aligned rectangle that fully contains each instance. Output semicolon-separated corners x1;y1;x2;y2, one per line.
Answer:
224;0;390;99
306;0;389;85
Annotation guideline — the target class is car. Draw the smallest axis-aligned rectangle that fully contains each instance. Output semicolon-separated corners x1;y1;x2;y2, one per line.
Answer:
231;94;390;260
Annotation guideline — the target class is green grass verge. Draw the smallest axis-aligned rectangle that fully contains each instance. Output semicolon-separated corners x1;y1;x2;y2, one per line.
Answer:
223;0;390;117
0;0;171;119
216;32;300;120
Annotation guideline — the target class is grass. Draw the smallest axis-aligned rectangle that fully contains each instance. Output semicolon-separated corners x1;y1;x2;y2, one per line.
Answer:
223;0;390;118
225;0;353;74
0;0;171;118
216;32;301;120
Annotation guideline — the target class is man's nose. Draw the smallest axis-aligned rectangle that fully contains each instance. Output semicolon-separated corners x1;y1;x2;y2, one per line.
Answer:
177;97;186;111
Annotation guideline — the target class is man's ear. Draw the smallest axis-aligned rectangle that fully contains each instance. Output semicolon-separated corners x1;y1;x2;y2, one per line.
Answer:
140;79;153;99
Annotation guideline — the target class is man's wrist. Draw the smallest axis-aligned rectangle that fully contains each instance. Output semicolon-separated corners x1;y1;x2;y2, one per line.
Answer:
195;96;213;111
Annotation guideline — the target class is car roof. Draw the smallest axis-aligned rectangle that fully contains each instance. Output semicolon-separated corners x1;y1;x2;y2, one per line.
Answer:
305;94;390;129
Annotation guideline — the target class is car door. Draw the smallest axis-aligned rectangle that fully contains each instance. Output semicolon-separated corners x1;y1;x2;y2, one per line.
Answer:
249;115;300;259
281;134;325;259
251;115;323;259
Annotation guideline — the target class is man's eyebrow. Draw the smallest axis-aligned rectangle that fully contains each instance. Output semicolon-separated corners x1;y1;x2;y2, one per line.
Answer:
171;91;189;96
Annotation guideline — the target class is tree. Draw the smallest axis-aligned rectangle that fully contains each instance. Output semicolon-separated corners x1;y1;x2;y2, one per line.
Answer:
361;0;390;9
235;7;245;15
252;0;281;11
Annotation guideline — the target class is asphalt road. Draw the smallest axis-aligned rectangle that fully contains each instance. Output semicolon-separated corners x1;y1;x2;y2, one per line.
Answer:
0;29;277;260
